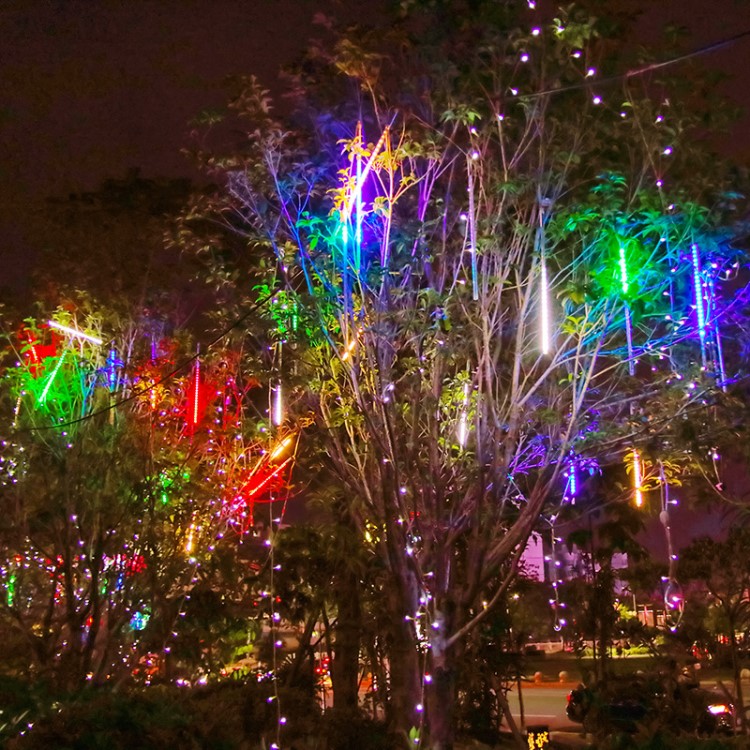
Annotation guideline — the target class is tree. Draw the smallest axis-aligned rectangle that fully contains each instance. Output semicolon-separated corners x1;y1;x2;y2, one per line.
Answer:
0;295;291;691
565;477;648;681
180;2;748;746
679;527;750;731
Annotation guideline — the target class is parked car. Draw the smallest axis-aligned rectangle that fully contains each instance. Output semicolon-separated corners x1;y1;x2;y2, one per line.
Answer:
566;673;734;736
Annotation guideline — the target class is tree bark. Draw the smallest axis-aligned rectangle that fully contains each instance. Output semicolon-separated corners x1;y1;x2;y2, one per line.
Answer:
426;606;457;750
332;565;362;710
387;609;421;742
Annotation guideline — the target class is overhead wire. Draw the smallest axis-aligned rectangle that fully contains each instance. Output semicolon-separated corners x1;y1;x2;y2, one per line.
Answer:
524;28;750;99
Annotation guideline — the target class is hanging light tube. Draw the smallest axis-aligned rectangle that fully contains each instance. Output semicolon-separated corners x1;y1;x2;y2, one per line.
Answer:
244;458;292;501
269;435;293;461
341;339;357;361
185;523;196;555
691;244;707;366
632;448;643;508
354;125;363;275
715;324;728;391
191;359;201;426
624;306;635;376
272;382;284;426
47;320;102;346
540;255;551;354
342;127;389;220
457;382;471;448
565;456;578;502
38;351;66;404
467;158;479;301
618;246;629;295
706;274;727;390
536;204;552;354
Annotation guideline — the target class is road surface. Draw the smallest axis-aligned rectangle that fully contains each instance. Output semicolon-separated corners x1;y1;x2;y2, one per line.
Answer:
506;683;579;731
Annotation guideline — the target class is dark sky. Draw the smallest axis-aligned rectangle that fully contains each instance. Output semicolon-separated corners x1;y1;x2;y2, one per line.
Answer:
2;0;750;299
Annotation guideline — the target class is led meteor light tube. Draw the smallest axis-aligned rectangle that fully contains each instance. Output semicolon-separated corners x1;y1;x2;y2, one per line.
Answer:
47;320;103;346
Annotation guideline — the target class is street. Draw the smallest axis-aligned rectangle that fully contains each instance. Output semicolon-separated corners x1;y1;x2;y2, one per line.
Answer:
506;683;579;731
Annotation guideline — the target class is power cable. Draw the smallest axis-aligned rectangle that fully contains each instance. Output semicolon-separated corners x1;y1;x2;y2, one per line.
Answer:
525;28;750;99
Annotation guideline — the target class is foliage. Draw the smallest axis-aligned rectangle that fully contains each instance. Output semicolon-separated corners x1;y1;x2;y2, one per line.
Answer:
176;0;750;743
679;528;750;729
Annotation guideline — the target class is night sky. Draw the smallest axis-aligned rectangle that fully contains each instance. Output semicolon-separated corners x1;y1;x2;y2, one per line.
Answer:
1;0;750;299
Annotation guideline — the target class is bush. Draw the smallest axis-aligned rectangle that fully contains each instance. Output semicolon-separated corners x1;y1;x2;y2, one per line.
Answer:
321;707;390;750
5;680;324;750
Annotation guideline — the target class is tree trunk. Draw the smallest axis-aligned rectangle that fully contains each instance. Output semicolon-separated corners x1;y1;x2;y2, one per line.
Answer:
286;612;318;690
729;616;747;733
426;609;456;750
427;659;455;750
497;689;528;750
388;611;421;742
332;566;362;710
